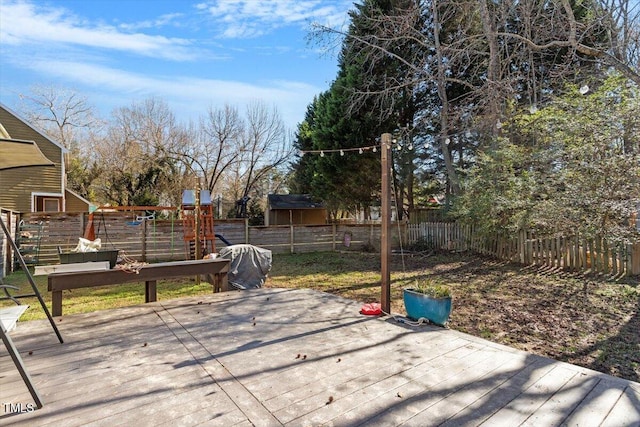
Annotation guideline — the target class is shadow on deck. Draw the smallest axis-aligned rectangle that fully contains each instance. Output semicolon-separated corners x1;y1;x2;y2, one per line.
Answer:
1;288;639;426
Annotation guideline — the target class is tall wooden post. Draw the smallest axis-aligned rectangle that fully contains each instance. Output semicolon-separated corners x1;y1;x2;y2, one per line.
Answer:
195;180;201;261
381;133;392;313
194;182;202;285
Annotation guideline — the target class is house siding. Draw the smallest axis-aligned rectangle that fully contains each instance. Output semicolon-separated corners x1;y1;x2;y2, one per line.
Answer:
0;106;64;212
65;190;91;212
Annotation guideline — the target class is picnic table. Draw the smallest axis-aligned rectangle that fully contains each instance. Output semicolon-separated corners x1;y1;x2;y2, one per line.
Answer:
47;258;230;316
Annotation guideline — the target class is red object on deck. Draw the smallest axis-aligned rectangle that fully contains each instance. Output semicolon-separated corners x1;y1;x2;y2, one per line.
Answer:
360;302;382;315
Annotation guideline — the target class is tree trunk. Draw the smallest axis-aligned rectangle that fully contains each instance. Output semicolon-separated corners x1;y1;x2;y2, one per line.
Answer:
432;0;460;195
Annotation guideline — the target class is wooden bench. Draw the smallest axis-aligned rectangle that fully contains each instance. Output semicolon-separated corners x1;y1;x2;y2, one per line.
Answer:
47;258;230;317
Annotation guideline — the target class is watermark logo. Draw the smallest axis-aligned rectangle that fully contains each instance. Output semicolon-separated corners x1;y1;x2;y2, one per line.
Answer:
2;402;36;413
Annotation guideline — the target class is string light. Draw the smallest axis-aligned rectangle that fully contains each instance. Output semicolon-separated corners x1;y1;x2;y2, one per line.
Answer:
298;130;476;156
299;143;382;156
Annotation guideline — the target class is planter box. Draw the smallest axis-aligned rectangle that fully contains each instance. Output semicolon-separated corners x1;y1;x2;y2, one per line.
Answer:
58;250;119;269
403;288;452;326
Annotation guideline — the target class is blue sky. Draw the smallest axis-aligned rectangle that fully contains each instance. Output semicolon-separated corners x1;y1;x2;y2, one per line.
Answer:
0;0;354;130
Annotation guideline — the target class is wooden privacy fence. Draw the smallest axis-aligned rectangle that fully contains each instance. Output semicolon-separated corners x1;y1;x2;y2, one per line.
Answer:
407;222;640;277
5;209;636;277
0;211;404;272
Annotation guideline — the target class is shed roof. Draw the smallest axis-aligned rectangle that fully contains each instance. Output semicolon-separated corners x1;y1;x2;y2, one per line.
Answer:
268;194;324;210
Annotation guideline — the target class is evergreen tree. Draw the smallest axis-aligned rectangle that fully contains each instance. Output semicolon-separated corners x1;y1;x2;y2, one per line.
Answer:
289;99;320;196
309;70;383;219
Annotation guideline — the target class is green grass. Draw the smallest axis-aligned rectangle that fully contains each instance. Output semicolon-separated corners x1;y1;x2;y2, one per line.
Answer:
2;251;638;381
0;270;216;321
266;251;438;314
1;251;432;320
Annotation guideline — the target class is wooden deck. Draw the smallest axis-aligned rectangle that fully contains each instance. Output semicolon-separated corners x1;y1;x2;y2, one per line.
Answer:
1;288;639;426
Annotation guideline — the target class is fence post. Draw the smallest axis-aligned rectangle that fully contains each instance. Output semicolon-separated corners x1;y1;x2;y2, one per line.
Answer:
332;223;336;251
568;235;574;271
632;242;640;276
576;233;582;271
80;212;86;239
142;219;147;262
611;243;618;276
603;238;610;274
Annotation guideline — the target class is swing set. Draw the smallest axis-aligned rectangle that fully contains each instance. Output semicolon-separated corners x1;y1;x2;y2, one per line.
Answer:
85;198;217;262
180;190;216;259
85;205;181;261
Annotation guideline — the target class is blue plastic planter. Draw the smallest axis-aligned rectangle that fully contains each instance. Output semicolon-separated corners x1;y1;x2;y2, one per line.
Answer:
403;288;452;326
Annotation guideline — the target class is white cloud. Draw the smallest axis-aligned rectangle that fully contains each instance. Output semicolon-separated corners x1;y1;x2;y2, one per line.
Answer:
118;13;185;32
0;1;199;61
198;0;352;38
0;0;345;129
17;59;320;129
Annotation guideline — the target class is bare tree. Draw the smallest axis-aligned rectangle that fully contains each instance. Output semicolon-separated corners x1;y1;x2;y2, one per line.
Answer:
214;101;291;218
239;101;291;199
177;104;244;199
18;84;104;152
174;101;291;218
96;98;184;206
313;0;640;196
497;0;640;86
17;84;106;199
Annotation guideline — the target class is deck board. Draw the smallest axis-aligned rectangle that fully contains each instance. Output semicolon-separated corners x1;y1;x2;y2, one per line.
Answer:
1;288;638;426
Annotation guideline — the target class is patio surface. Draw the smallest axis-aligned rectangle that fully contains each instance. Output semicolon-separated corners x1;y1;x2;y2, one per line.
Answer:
1;288;639;426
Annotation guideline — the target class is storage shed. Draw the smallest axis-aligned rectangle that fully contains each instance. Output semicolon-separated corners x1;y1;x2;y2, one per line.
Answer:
265;194;326;226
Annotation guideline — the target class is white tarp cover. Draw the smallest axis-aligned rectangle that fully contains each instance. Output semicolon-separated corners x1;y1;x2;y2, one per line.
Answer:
218;244;272;289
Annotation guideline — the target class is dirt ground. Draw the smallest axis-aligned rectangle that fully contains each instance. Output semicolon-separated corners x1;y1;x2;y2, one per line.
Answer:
414;254;639;383
267;252;639;382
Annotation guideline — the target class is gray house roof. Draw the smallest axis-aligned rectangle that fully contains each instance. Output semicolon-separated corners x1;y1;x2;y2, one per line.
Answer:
268;194;324;210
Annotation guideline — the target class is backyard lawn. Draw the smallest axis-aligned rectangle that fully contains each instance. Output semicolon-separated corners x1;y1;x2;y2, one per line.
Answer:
2;250;638;382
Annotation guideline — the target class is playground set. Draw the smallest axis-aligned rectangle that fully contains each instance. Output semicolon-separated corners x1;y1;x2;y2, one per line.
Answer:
77;189;230;262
